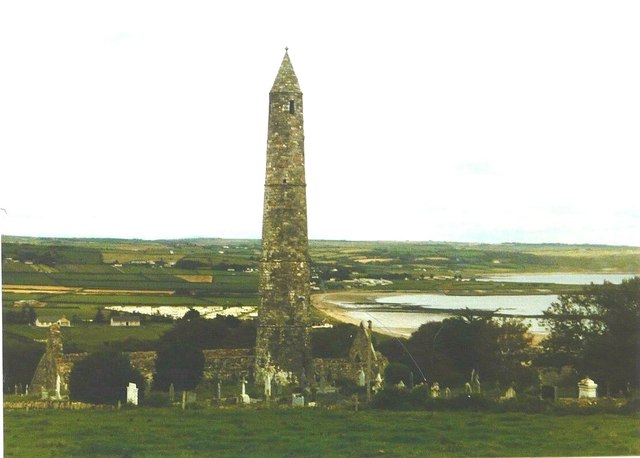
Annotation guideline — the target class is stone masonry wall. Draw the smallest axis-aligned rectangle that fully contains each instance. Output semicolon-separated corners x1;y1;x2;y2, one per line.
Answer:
256;51;312;380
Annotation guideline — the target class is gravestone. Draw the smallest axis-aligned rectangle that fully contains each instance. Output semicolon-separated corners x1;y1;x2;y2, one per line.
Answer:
540;385;557;402
240;378;250;404
264;372;272;399
319;373;327;393
471;371;481;394
444;387;452;399
357;369;366;387
373;373;383;393
55;374;62;400
126;382;138;405
292;393;304;407
503;387;517;400
578;377;598;399
169;383;175;403
430;382;440;398
186;391;197;404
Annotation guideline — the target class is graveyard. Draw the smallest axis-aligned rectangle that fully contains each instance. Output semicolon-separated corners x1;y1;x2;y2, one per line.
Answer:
3;236;639;456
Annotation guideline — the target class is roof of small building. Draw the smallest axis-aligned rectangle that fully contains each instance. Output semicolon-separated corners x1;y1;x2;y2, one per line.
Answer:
111;316;141;322
37;316;66;322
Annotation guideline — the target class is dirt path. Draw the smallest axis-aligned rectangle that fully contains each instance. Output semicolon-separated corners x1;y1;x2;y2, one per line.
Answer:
3;285;175;295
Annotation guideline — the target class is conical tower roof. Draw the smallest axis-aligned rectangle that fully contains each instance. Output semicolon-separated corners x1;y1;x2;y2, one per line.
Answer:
270;49;301;93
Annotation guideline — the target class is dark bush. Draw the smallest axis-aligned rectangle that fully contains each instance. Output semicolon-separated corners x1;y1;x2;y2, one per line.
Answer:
153;342;204;391
312;323;359;358
3;333;45;391
175;258;209;270
69;349;145;405
384;362;412;385
142;391;171;408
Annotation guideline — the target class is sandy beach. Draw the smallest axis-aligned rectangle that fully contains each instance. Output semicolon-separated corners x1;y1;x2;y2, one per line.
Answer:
312;291;428;337
312;291;548;343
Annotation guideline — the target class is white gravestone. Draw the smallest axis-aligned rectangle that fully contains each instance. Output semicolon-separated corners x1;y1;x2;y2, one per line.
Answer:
240;379;250;404
55;374;62;400
292;393;305;407
578;377;598;399
357;369;366;387
430;382;440;398
126;382;139;405
264;373;272;397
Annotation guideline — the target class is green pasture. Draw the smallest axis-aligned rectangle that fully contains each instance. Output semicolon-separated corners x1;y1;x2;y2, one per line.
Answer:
4;408;639;457
4;323;172;353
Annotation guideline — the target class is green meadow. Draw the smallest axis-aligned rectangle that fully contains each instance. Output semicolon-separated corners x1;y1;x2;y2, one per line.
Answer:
4;408;639;457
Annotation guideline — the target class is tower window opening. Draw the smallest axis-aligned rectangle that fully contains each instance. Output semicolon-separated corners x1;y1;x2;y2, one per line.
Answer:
289;100;295;114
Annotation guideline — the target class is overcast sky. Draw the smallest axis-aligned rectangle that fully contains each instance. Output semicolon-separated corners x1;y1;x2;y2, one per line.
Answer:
1;1;638;245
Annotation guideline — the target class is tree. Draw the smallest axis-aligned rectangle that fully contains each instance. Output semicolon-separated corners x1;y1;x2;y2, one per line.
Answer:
541;277;640;393
94;307;106;324
69;349;145;404
384;362;412;385
153;342;204;391
3;333;45;391
312;323;360;358
158;314;256;350
378;311;536;389
152;313;256;391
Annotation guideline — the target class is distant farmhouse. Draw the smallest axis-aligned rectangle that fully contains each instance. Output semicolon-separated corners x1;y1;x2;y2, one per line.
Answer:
35;316;70;328
110;316;141;327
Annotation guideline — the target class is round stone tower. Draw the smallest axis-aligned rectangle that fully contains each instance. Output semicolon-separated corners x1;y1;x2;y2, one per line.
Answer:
255;50;312;383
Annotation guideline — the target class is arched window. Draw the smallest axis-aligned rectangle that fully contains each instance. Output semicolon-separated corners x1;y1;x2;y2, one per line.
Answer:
289;100;295;114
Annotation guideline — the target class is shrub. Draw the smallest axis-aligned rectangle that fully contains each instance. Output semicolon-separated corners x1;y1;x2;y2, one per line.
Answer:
142;391;171;408
69;349;145;405
384;362;412;385
153;342;204;391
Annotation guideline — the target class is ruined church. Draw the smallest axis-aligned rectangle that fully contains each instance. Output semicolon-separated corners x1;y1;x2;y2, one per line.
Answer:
31;51;386;396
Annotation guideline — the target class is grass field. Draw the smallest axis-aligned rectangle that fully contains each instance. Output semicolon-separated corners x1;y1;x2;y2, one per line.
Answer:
4;323;172;353
3;408;639;457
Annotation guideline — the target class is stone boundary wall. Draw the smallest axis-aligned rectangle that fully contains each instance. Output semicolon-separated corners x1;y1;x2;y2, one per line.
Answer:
4;400;112;410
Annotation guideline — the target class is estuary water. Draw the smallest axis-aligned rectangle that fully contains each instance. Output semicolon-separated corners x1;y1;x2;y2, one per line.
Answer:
477;273;636;285
337;272;638;337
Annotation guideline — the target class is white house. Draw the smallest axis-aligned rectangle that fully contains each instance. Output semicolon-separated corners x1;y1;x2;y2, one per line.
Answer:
35;316;71;328
110;316;141;327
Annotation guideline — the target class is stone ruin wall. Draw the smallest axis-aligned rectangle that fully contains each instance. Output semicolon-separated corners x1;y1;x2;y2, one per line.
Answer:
128;351;158;384
202;349;255;381
31;322;387;391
